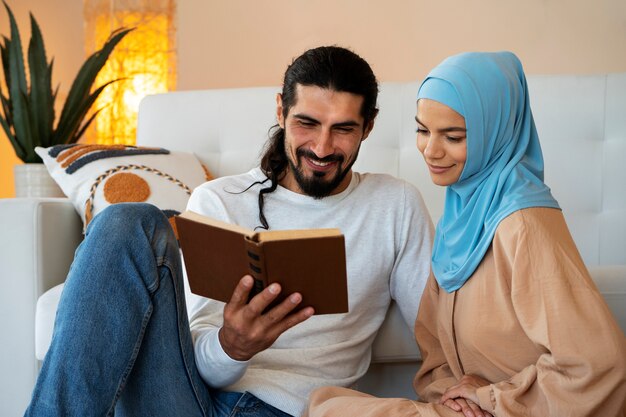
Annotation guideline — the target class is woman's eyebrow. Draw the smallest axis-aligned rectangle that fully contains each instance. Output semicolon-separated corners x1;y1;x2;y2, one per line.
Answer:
415;116;466;133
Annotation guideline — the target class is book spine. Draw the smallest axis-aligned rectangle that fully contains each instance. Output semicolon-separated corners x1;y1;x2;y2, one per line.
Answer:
244;238;266;299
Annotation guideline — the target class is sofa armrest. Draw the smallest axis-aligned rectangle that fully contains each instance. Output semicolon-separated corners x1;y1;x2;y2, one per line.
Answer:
0;198;82;295
0;198;82;414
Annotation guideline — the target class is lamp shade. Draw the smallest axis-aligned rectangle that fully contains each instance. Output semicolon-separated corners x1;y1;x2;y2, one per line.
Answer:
84;0;176;145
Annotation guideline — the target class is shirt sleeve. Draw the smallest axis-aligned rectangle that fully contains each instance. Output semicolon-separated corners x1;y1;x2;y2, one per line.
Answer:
475;210;626;416
413;274;457;402
184;187;250;388
389;182;434;329
193;327;249;388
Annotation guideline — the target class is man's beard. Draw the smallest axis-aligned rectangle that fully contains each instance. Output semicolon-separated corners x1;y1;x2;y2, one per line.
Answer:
287;146;360;199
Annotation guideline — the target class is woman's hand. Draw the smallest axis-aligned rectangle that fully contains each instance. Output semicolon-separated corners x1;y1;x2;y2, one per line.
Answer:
440;374;492;417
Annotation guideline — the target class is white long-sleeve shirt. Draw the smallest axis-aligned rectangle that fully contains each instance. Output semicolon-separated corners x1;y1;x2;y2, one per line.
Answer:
185;168;433;416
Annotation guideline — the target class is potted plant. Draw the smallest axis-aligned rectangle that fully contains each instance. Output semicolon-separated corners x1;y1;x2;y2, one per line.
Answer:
0;1;132;196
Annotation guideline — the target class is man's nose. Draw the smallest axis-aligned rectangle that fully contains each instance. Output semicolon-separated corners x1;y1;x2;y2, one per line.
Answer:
310;129;334;158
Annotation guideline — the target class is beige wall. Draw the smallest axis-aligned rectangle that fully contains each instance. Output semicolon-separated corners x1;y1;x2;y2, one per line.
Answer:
2;0;626;197
177;0;626;90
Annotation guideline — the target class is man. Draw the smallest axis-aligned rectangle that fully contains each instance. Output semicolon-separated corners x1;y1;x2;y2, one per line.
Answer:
26;46;433;417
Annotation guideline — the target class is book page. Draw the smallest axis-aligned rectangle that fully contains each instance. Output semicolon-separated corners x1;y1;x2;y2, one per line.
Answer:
254;228;342;242
180;210;253;237
180;210;342;243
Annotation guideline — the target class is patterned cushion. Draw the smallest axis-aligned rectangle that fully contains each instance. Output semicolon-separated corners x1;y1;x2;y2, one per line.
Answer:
36;144;212;231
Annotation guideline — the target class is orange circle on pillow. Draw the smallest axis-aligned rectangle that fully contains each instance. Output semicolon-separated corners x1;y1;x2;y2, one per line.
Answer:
103;172;151;203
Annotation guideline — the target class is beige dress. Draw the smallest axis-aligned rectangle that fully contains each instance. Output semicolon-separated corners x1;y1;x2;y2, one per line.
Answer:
306;208;626;417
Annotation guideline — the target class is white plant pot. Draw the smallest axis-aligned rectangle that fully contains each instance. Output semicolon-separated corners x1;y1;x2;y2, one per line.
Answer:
14;163;65;198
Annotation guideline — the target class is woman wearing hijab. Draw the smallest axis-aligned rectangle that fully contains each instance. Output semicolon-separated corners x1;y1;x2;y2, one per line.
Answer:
305;52;626;417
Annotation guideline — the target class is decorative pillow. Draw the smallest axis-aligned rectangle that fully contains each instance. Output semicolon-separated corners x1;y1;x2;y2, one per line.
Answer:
36;144;213;232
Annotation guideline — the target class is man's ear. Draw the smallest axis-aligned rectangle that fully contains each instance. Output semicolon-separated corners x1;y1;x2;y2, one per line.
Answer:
276;93;285;128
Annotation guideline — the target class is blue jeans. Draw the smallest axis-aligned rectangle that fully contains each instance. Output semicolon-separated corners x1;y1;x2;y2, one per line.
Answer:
25;203;292;417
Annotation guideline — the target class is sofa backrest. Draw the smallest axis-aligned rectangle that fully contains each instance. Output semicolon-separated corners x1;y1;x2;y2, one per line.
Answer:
137;73;626;269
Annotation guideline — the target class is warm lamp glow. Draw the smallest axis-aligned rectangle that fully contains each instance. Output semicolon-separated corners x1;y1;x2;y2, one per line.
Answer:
84;1;176;145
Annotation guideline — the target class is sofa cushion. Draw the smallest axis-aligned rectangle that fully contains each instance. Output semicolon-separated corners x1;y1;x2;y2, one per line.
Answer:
592;266;626;332
36;144;212;231
35;266;626;362
35;284;64;361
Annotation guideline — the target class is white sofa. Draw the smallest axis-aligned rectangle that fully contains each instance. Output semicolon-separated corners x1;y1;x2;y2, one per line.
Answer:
2;73;626;416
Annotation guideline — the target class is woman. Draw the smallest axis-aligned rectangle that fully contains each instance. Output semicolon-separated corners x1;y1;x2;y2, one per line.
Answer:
305;52;626;417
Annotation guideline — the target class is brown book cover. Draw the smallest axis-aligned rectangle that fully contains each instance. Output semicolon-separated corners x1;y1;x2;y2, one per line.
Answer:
175;211;349;314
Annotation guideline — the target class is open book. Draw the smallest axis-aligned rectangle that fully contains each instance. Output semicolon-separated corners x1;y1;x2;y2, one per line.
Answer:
175;211;349;314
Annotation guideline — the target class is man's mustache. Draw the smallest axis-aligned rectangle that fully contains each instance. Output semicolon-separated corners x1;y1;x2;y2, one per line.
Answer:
296;149;344;164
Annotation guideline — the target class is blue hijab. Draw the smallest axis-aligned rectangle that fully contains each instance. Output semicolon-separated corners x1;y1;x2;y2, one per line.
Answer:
417;51;560;293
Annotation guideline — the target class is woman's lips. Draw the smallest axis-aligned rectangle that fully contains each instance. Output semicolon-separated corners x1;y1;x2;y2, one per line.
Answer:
427;163;454;174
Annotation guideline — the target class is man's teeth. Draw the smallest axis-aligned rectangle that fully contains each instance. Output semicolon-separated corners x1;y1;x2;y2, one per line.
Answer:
310;159;331;167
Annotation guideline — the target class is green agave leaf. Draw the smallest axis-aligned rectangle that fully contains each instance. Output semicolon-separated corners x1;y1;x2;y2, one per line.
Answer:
0;112;25;160
16;89;40;162
53;53;98;139
27;12;55;148
3;1;34;160
2;1;132;161
3;2;27;94
72;106;103;143
1;91;11;121
52;81;59;104
0;72;13;128
56;27;133;142
1;39;15;137
46;61;56;145
1;39;11;97
21;90;38;161
58;79;117;144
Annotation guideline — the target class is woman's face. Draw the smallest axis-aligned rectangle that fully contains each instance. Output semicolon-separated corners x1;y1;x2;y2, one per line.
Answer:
416;99;467;186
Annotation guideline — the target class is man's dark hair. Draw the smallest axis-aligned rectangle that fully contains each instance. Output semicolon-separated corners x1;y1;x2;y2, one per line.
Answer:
253;46;379;229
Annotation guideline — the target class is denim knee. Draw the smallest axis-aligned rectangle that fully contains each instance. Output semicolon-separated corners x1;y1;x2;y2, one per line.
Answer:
86;203;174;243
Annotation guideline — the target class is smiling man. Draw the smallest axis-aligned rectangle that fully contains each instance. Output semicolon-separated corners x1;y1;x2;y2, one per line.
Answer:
277;84;371;198
26;46;433;417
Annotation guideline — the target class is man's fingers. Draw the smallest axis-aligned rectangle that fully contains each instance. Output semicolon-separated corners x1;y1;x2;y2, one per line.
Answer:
263;305;314;345
244;282;283;316
228;275;255;307
262;292;307;322
276;304;315;331
262;292;314;333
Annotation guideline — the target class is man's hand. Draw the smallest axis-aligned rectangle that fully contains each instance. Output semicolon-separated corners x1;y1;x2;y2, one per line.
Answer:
219;275;314;361
440;375;493;417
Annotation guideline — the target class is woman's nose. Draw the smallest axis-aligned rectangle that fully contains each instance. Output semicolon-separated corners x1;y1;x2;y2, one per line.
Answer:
423;137;444;159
